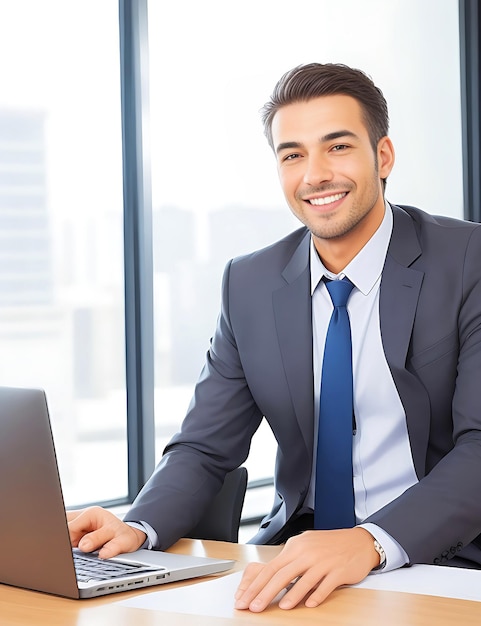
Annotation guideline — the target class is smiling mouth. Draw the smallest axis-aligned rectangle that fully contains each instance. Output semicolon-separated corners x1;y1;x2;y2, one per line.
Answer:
308;192;347;206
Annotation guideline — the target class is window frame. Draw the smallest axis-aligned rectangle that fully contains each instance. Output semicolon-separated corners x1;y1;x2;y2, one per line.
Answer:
459;0;481;222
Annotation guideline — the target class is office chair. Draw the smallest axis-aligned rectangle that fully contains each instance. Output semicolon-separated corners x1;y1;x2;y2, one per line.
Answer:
186;467;248;542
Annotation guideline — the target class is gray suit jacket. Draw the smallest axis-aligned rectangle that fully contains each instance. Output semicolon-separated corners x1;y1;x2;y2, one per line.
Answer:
125;204;481;567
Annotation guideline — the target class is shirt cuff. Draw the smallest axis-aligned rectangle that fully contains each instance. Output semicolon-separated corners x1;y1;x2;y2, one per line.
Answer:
125;521;159;550
359;522;409;573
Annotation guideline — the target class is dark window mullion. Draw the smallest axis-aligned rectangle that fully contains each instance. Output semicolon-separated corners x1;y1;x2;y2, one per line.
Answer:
459;0;481;222
119;0;155;501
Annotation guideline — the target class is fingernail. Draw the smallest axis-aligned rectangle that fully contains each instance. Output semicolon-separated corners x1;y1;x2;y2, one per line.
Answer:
79;539;91;551
234;600;248;610
249;599;264;612
279;598;293;610
305;599;319;608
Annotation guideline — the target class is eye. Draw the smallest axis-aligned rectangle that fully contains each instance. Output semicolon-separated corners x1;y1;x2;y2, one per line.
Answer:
331;144;349;152
282;152;301;162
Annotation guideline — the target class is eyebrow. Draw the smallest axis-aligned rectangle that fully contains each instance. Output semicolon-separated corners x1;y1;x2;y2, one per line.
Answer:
321;130;358;142
275;130;359;155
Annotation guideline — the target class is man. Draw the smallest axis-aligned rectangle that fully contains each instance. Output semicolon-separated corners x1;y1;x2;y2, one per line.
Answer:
68;63;481;612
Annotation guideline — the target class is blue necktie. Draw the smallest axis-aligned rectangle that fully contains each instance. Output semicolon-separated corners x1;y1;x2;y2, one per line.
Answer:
314;277;356;530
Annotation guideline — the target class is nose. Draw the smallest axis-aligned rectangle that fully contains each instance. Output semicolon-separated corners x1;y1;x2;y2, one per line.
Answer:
303;153;334;186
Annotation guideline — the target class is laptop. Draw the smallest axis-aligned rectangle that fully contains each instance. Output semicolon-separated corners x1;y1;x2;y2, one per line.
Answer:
0;386;235;599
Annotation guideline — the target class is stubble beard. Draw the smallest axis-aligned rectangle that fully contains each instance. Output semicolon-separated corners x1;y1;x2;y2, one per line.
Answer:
292;176;381;241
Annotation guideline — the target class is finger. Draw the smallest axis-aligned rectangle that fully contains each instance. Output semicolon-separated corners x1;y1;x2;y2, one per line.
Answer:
235;562;277;610
79;524;146;559
235;546;298;600
96;536;133;560
67;506;117;546
77;526;118;553
66;509;84;522
67;507;101;534
277;571;327;610
235;562;301;612
234;562;264;599
67;510;99;546
97;527;147;559
303;572;340;608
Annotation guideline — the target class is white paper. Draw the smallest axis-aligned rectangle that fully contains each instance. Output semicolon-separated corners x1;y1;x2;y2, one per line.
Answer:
119;565;481;618
353;563;481;602
119;571;246;619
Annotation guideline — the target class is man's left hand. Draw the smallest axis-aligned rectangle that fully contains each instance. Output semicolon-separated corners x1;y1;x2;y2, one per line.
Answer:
234;527;379;612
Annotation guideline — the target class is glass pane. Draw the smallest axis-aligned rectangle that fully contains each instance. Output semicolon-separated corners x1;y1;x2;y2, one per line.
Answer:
0;1;126;505
147;0;462;522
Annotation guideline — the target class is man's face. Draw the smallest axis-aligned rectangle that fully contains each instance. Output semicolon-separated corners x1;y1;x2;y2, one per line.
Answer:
271;95;394;257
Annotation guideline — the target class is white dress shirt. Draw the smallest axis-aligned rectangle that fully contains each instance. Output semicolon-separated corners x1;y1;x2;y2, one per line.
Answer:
308;203;417;570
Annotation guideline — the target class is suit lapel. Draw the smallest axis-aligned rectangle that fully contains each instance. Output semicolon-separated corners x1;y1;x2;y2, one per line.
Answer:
272;230;314;456
380;205;430;477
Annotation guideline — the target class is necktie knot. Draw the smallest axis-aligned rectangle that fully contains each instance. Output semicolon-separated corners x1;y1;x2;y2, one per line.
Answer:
325;278;354;308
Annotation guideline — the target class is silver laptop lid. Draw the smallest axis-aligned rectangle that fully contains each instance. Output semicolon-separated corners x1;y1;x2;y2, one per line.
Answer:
0;387;80;598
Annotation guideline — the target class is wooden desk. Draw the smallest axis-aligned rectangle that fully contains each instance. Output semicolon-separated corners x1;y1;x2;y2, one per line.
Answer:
1;539;480;625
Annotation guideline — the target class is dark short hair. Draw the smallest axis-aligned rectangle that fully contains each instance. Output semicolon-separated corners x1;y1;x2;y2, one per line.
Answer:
261;63;389;152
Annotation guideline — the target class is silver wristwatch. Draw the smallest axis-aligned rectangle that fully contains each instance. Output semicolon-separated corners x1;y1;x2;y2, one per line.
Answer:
373;539;386;570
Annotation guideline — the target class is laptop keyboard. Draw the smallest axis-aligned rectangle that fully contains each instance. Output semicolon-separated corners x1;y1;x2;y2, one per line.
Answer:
74;552;161;583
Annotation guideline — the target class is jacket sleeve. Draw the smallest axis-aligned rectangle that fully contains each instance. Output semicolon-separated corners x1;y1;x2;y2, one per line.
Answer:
367;225;481;566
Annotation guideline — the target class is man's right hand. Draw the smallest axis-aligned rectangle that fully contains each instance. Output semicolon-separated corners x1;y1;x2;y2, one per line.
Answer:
67;506;146;559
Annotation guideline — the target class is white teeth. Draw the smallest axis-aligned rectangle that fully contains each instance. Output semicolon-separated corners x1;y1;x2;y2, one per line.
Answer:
309;192;346;206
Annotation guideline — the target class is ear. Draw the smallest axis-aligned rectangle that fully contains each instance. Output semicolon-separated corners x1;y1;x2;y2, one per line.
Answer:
377;136;395;179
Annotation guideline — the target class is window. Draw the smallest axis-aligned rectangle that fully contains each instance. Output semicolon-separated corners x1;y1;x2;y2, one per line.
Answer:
0;1;126;504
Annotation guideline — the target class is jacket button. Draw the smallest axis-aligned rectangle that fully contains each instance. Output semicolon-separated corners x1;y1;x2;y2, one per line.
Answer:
433;557;440;565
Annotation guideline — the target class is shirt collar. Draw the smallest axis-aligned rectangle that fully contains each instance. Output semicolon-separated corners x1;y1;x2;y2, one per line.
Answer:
310;201;393;296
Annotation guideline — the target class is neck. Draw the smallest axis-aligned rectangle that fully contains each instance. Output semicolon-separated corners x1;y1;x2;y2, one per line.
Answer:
313;202;385;274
